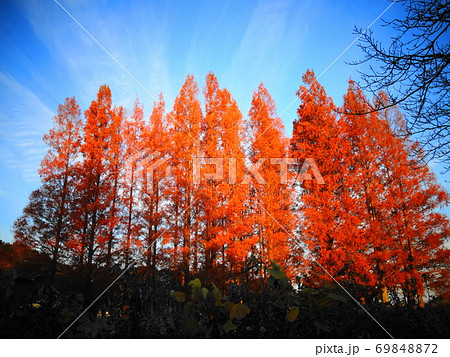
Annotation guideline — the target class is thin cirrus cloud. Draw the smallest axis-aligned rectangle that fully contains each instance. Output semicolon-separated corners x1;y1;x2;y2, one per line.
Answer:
0;71;53;184
229;0;294;77
224;0;313;123
18;0;172;112
0;71;54;242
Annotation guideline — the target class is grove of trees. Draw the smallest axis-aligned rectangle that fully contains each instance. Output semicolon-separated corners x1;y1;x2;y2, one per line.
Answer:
10;70;450;310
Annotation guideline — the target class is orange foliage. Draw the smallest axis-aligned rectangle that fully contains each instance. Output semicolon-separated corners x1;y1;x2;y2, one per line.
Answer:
11;71;449;304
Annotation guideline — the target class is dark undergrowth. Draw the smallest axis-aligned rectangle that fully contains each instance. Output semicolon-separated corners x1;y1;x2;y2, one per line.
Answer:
1;262;449;339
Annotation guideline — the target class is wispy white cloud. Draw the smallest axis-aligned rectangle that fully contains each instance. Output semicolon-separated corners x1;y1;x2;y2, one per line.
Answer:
0;71;53;183
223;0;313;117
228;0;294;78
19;0;173;113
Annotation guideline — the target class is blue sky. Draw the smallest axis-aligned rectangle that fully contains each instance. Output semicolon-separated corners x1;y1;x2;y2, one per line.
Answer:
0;0;448;243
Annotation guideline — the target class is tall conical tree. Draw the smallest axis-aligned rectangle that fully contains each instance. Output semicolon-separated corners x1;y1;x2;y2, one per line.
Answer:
199;73;251;281
122;99;145;268
199;73;223;272
166;74;203;283
247;83;294;276
340;81;450;305
73;85;123;281
290;70;354;284
139;94;169;274
14;97;82;282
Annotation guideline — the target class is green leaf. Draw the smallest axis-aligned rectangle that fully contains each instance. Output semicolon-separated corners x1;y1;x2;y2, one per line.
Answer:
222;319;236;333
212;283;222;301
201;287;209;299
287;306;299;322
170;290;186;303
230;303;250;320
188;278;201;289
267;268;286;280
267;262;288;283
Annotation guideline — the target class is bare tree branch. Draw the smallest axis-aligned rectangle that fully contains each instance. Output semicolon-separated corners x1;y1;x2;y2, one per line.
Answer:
349;0;450;171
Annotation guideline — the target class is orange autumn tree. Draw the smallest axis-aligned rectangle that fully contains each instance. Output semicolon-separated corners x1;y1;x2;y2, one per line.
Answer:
340;81;450;305
198;73;251;280
71;85;124;281
213;85;253;278
388;143;450;306
290;70;357;285
122;100;145;268
103;104;125;268
339;82;406;298
291;72;450;304
139;94;170;273
13;97;82;282
218;88;253;277
338;81;403;295
166;74;203;283
199;72;223;272
247;83;295;277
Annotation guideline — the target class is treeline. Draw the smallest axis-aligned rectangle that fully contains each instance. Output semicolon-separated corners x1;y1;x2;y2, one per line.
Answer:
12;70;449;306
